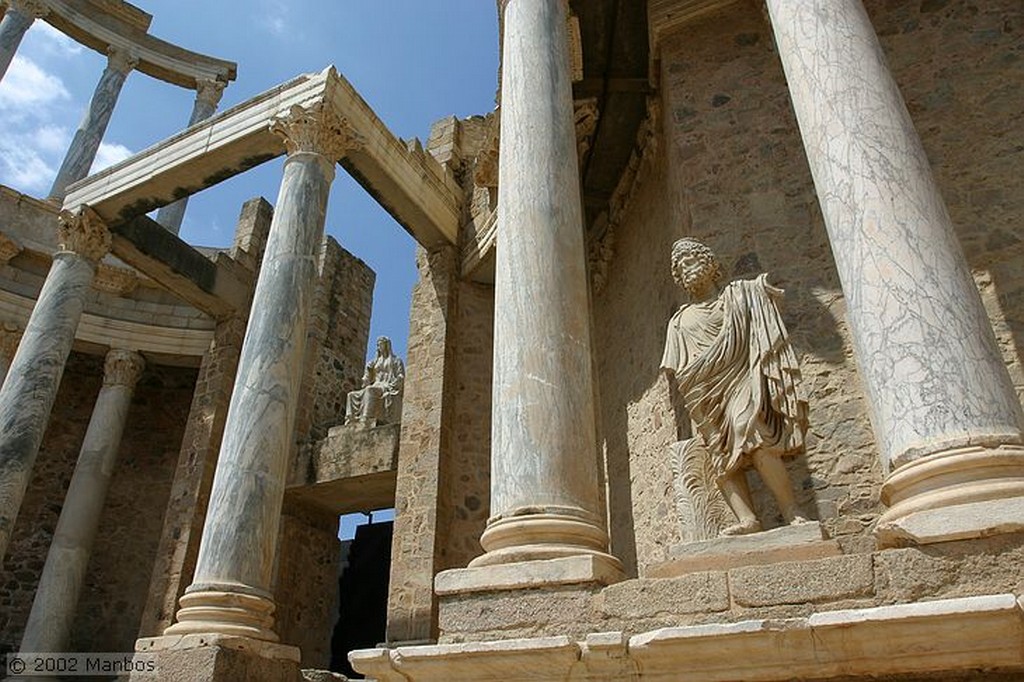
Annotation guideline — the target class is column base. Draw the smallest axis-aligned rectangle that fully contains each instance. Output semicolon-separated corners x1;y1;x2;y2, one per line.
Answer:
469;508;623;571
877;444;1024;546
164;588;278;642
133;633;300;682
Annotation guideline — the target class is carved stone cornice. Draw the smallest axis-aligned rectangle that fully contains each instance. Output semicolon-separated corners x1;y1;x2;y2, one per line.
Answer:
8;0;49;19
57;206;112;263
269;102;363;166
106;45;140;76
93;263;139;296
103;348;145;388
0;232;23;264
195;77;226;109
574;98;599;163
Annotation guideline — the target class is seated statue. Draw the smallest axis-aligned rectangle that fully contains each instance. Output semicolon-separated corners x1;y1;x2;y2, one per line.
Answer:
661;238;810;536
345;336;405;427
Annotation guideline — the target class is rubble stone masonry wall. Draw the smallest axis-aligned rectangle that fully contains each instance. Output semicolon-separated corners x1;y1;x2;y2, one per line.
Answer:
594;0;1024;575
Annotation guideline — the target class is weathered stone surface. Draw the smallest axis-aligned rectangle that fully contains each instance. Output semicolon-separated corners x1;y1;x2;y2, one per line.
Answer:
134;633;302;682
729;554;875;608
437;556;623;596
438;587;601;644
595;572;729;619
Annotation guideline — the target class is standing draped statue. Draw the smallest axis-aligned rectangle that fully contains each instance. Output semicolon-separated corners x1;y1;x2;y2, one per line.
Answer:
661;238;810;536
346;336;405;427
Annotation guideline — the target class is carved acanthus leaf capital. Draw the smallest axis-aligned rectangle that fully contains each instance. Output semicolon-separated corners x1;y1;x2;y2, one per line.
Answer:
8;0;49;19
269;102;362;162
103;348;145;388
57;206;112;263
194;78;227;109
106;45;140;75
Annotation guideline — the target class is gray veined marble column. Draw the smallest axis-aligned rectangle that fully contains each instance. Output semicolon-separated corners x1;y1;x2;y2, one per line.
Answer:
0;0;47;84
165;102;359;641
48;45;138;203
766;0;1024;543
468;0;621;576
0;207;110;562
19;349;144;655
156;78;227;235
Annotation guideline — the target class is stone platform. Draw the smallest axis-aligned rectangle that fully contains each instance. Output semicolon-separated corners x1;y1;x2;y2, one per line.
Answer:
132;633;302;682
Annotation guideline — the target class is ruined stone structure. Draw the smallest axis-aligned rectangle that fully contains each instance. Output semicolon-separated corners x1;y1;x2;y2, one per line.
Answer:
1;0;1023;680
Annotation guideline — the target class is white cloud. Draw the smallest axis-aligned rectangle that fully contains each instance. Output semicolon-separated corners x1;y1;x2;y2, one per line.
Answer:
32;125;70;154
0;55;70;111
0;135;57;193
91;142;133;173
31;22;84;57
257;3;290;36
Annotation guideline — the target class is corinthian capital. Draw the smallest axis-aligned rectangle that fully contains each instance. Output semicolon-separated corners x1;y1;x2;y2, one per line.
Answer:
195;78;227;109
57;206;112;263
103;348;145;388
8;0;49;18
106;45;140;75
269;102;362;163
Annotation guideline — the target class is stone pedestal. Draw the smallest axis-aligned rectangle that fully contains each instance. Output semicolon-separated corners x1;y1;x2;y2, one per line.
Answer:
133;633;301;682
0;0;46;83
49;46;137;202
164;102;357;640
472;0;620;579
0;207;109;562
766;0;1024;545
156;78;226;234
19;349;144;654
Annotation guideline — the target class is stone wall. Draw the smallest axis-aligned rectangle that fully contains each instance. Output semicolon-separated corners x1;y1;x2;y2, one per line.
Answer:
592;0;1024;576
0;351;195;655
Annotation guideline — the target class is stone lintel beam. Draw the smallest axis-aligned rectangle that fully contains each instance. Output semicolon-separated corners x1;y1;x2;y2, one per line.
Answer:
648;0;744;55
111;214;249;320
63;66;461;248
42;0;236;87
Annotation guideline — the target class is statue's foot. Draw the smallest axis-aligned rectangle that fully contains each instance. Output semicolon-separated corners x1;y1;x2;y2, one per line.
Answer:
721;519;762;536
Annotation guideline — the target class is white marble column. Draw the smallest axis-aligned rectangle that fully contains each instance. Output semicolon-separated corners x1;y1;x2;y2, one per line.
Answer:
48;46;138;202
156;78;227;235
0;0;47;83
766;0;1024;542
0;207;110;562
469;0;620;574
19;349;144;654
164;102;357;641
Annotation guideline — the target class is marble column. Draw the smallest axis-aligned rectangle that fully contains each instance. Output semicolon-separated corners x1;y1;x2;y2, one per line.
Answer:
469;0;620;574
164;102;357;641
766;0;1024;542
156;78;227;235
0;0;47;84
0;322;22;386
0;207;110;562
48;46;138;202
19;349;144;654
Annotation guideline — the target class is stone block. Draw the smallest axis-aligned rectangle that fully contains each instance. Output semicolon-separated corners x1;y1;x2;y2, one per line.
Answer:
728;553;874;607
438;587;600;642
595;572;729;619
435;555;623;595
133;633;302;682
876;496;1024;547
650;522;841;576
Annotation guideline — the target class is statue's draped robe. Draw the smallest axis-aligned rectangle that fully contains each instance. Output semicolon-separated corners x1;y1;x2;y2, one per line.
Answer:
348;353;405;424
661;275;808;478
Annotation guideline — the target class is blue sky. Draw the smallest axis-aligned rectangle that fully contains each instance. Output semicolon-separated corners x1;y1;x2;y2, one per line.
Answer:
0;0;500;363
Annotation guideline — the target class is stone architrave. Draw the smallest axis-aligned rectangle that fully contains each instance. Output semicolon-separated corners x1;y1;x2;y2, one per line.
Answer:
660;238;810;537
0;207;110;562
0;0;48;83
469;0;621;577
49;46;139;202
163;101;359;642
345;336;405;427
19;348;144;655
765;0;1024;543
156;78;228;234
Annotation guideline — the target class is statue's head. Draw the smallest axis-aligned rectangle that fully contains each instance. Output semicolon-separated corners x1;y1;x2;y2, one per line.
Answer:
670;238;722;294
376;336;392;356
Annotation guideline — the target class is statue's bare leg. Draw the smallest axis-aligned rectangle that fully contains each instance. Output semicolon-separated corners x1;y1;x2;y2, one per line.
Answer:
718;472;762;535
751;450;808;525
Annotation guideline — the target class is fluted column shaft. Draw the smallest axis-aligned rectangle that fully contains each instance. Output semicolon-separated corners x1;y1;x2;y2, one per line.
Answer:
0;0;46;83
48;46;137;202
766;0;1024;537
165;102;357;641
156;78;226;235
0;208;110;561
19;349;144;654
471;0;618;570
